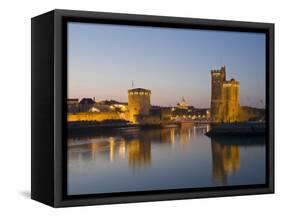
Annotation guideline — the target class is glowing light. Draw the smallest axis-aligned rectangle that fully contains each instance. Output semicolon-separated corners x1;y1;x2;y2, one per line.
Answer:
109;137;115;162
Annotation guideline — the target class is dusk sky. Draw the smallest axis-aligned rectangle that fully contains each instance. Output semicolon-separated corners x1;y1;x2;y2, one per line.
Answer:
67;22;266;108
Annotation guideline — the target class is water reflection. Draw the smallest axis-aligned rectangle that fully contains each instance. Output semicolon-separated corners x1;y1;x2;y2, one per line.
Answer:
68;123;200;168
211;140;240;183
210;134;265;183
128;138;151;168
68;124;266;195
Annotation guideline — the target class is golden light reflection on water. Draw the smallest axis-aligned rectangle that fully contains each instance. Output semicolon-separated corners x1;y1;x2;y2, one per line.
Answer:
179;125;191;146
68;124;197;168
68;124;249;183
109;137;115;162
211;140;240;183
118;140;126;159
128;138;151;168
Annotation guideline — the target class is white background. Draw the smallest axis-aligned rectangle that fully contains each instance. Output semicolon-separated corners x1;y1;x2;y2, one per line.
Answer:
0;0;279;216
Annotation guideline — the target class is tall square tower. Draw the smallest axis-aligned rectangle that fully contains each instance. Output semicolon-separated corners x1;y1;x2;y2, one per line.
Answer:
210;66;239;122
211;66;226;122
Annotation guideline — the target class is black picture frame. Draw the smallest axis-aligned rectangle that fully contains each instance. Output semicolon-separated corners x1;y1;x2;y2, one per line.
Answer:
31;9;274;207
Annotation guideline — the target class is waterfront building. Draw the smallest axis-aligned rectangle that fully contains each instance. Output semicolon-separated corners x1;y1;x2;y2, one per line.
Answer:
67;98;79;113
238;106;265;122
176;97;188;109
128;88;151;123
79;98;96;112
222;79;239;122
171;107;209;120
211;66;240;122
88;104;111;112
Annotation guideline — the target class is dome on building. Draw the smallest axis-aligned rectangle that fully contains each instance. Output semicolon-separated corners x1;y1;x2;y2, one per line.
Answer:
177;97;188;109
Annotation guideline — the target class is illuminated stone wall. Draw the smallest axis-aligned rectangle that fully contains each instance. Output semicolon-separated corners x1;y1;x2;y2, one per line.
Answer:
67;112;121;122
238;106;265;122
222;79;239;122
128;88;151;123
211;66;240;122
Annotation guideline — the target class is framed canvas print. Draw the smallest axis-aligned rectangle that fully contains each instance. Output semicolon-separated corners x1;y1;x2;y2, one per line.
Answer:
31;9;274;207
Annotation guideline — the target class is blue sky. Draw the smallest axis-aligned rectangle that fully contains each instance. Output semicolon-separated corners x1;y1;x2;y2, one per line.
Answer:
67;22;266;108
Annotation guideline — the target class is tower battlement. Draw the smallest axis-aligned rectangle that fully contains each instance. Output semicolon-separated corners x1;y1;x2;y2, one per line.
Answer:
211;66;226;74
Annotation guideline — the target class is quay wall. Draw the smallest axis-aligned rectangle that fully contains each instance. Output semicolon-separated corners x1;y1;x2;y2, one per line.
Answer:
68;112;121;122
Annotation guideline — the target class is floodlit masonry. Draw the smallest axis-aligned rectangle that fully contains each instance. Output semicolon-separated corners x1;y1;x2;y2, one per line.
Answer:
211;66;240;122
67;112;120;122
67;66;264;124
128;88;151;123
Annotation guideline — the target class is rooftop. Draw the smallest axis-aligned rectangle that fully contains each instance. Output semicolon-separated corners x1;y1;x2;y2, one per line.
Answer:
128;88;151;93
67;98;79;102
224;79;239;85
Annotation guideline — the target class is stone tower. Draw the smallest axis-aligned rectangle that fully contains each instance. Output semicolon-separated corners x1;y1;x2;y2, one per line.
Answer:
211;66;226;122
222;79;239;122
210;66;240;122
128;88;151;123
